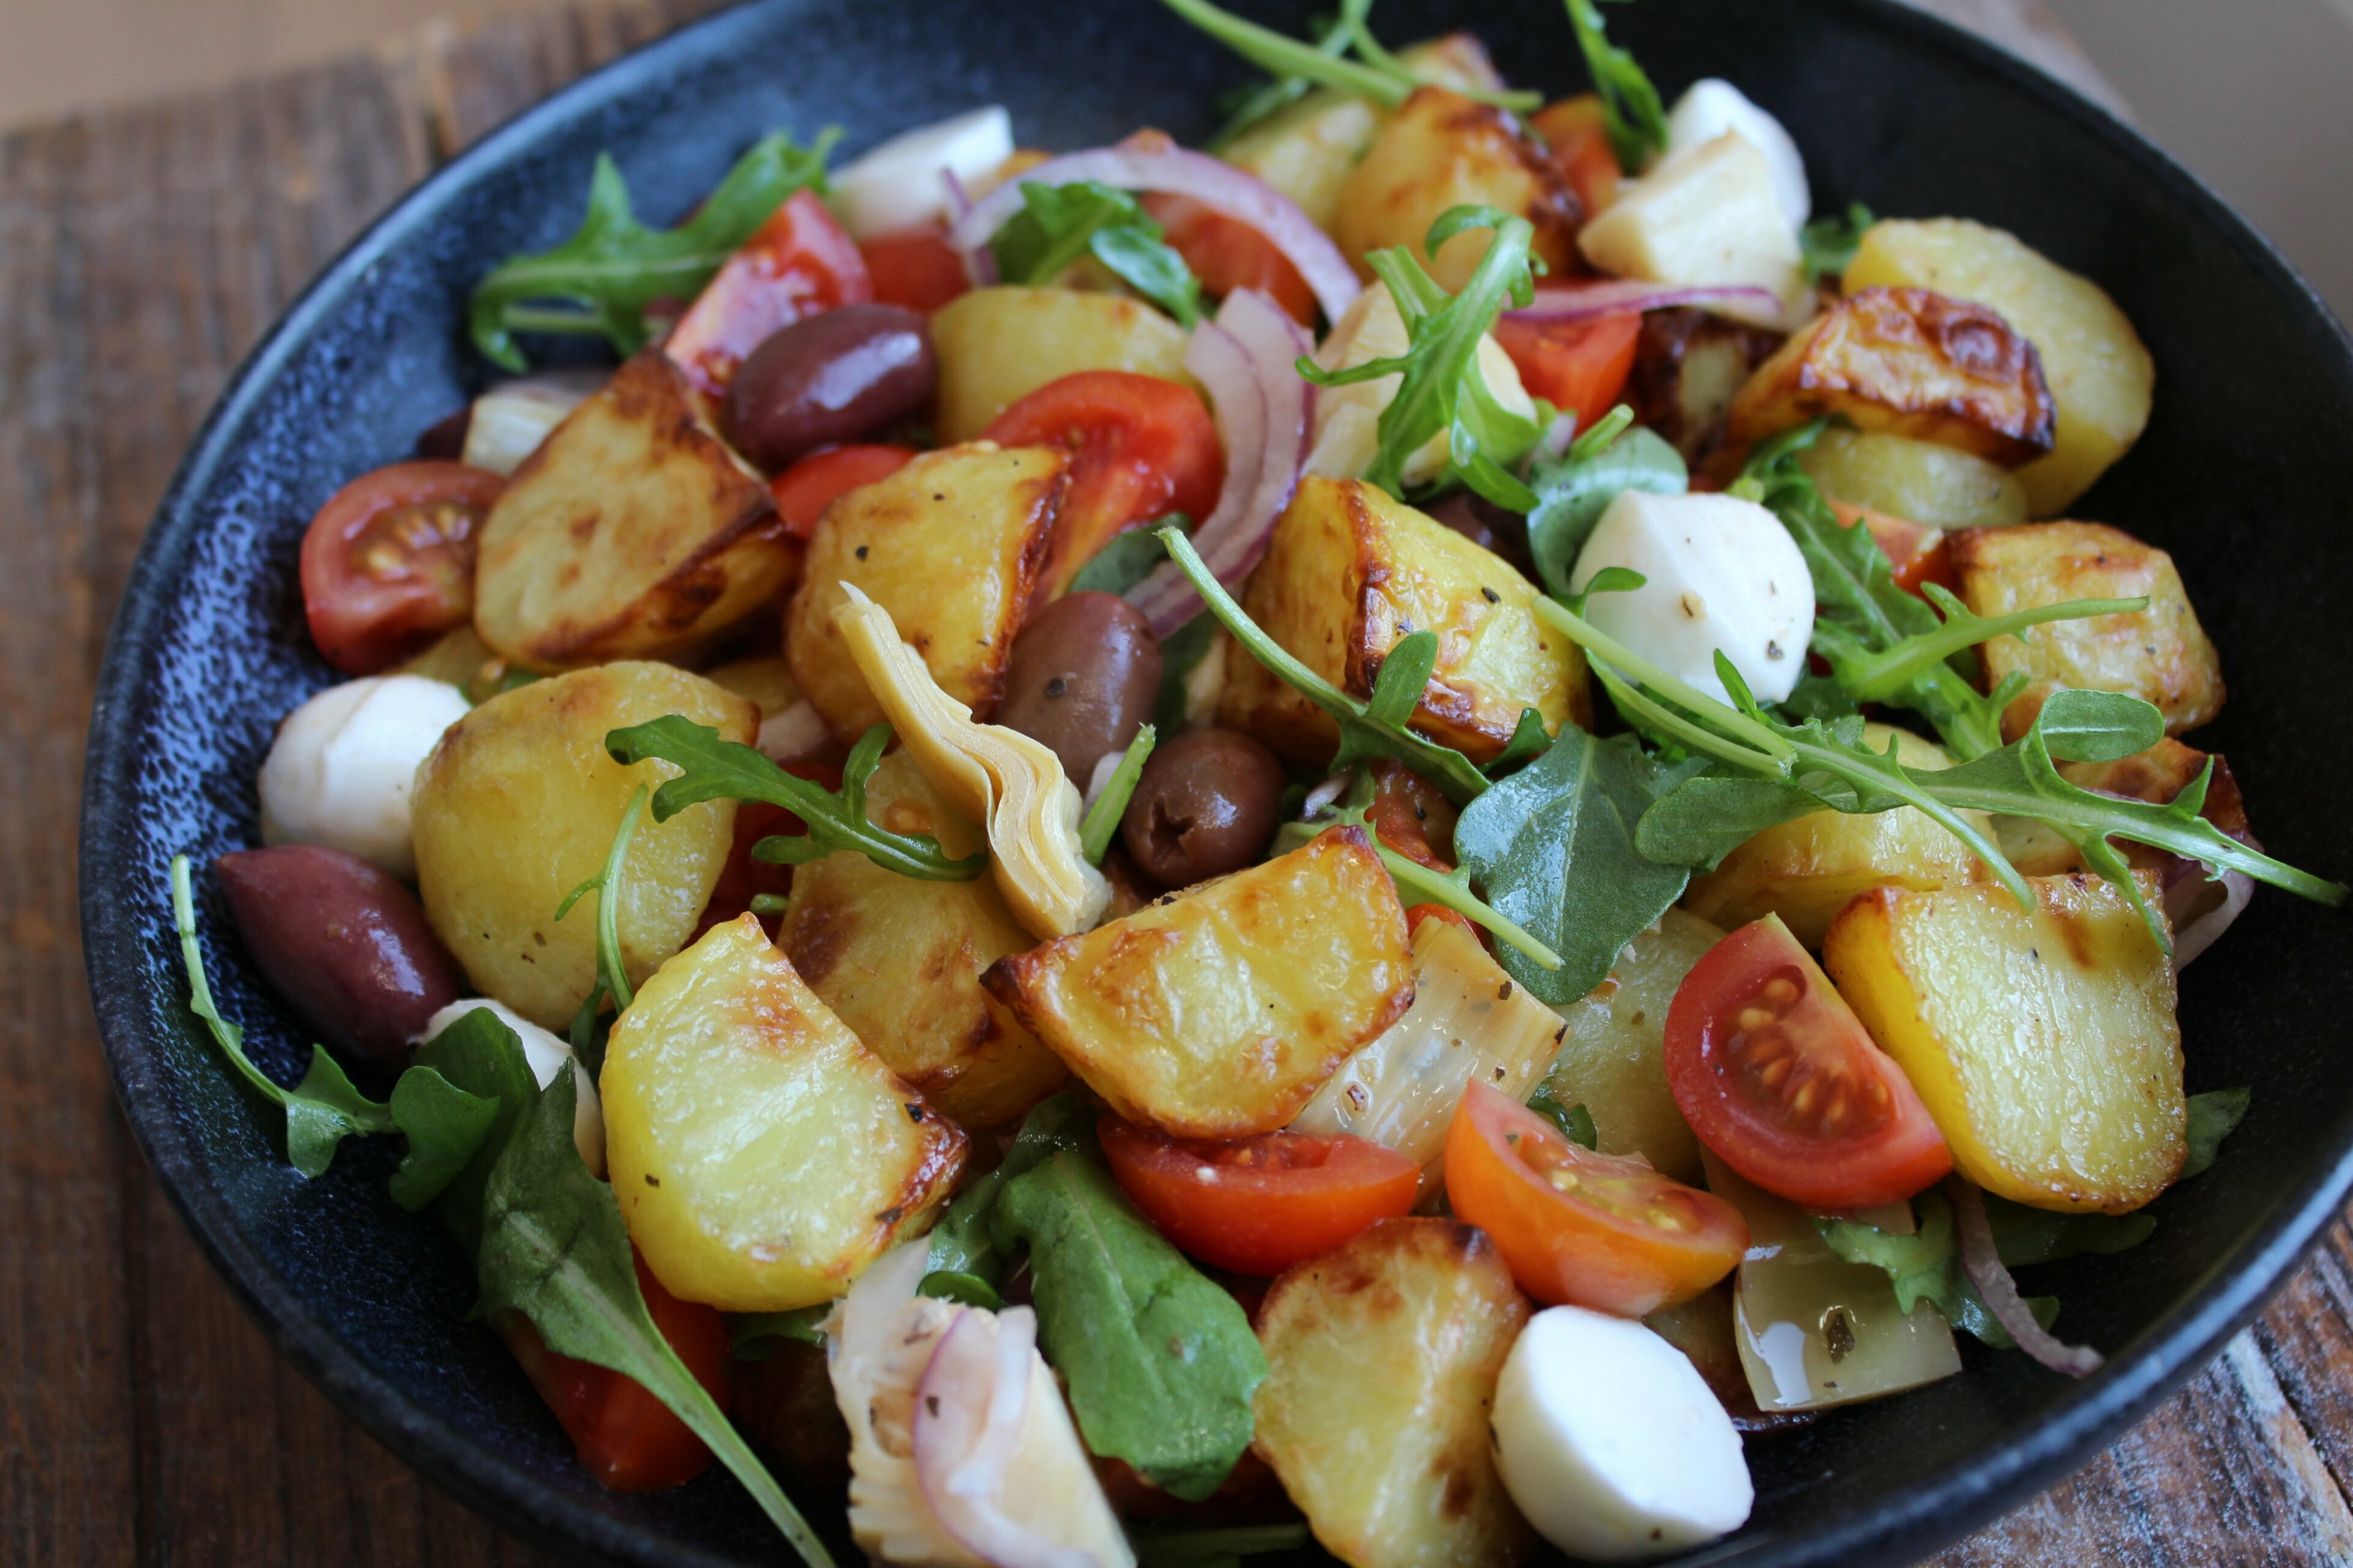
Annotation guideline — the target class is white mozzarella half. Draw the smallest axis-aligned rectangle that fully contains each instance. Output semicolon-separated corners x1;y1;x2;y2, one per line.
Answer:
1491;1305;1754;1561
1305;281;1534;486
831;106;1015;241
1568;490;1813;705
258;674;468;880
1663;79;1810;229
412;1000;606;1175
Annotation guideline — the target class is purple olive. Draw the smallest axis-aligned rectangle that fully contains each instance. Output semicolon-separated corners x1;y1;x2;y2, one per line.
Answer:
995;593;1163;779
215;845;464;1067
726;304;936;471
1120;728;1288;888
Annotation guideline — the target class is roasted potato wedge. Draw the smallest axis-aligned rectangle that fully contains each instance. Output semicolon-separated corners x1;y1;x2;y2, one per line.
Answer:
1254;1218;1534;1568
604;914;965;1310
983;826;1412;1137
1728;287;2057;466
1219;477;1588;766
472;350;794;671
931;286;1197;443
784;442;1066;741
1622;306;1785;465
1950;520;2225;739
1795;427;2029;531
411;661;754;1029
1824;873;2184;1213
1332;86;1577;293
1845;218;2154;515
700;654;801;722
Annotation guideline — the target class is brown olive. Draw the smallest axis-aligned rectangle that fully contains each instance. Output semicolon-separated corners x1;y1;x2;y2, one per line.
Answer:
726;304;936;471
1121;728;1288;888
215;845;464;1067
995;592;1162;780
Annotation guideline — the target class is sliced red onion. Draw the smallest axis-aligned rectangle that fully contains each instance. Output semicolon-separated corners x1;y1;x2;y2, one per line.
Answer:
1950;1181;2104;1378
2169;864;2255;969
912;1308;1103;1568
946;146;1358;324
1501;279;1786;326
1301;770;1354;821
1126;288;1312;639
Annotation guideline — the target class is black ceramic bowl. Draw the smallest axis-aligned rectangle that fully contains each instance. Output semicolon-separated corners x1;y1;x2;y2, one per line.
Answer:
79;0;2353;1563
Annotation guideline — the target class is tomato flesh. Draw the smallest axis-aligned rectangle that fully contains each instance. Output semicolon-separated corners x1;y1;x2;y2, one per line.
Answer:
1142;194;1316;325
665;188;872;398
299;460;504;674
1099;1116;1420;1277
1664;915;1952;1210
1530;95;1623;221
1492;305;1642;433
859;225;972;314
768;443;918;541
983;371;1223;608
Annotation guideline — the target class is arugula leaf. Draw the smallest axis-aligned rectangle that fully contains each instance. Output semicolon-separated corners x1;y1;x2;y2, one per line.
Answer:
1633;772;1827;870
1563;0;1668;171
1486;707;1554;776
1801;201;1876;285
468;130;836;372
1163;0;1540;127
477;1063;834;1566
1524;409;1687;600
917;1271;1005;1309
605;715;983;880
729;1306;831;1360
558;782;647;1017
1299;206;1547;510
1204;2;1363;149
1155;524;1492;802
408;1006;542;1250
1153;612;1221;734
1840;583;2151;707
1081;724;1157;865
924;1092;1100;1285
990;1148;1267;1500
1071;512;1190;595
2182;1087;2252;1180
1984;1197;2156;1269
992;182;1203;326
1527;1087;1598;1149
1812;1189;2059;1351
385;1069;503;1213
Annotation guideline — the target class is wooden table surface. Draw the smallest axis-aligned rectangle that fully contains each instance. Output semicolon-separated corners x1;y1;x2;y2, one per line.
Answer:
5;1;2351;1563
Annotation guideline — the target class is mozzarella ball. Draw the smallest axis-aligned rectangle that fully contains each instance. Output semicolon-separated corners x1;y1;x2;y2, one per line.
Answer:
258;674;468;880
830;106;1014;240
1663;79;1810;229
1491;1305;1753;1561
1306;282;1534;486
413;999;604;1176
1569;490;1813;705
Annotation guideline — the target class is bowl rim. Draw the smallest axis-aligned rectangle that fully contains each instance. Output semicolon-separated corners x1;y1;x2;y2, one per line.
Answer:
76;1;2353;1564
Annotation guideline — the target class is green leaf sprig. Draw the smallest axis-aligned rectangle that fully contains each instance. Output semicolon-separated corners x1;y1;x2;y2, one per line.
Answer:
1563;0;1668;172
992;182;1204;326
1527;1086;1599;1149
1071;511;1192;596
468;129;837;371
1523;404;1688;601
1080;724;1158;865
557;781;647;1063
1801;200;1876;285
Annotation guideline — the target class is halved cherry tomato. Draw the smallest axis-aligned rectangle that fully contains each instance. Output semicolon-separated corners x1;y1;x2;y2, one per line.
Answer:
1365;758;1461;871
1530;95;1623;221
1404;903;1480;942
1099;1116;1420;1277
1663;915;1952;1211
768;443;919;541
859;226;972;314
983;371;1223;607
1141;194;1316;325
1831;500;1956;600
496;1249;731;1491
299;460;504;674
1444;1081;1747;1315
1492;307;1642;433
665;189;873;398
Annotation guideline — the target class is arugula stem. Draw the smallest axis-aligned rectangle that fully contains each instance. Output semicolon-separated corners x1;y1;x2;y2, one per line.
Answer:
1158;0;1412;106
1845;595;2149;703
1785;737;2035;907
171;855;298;1108
557;783;647;1012
495;303;609;337
1376;843;1564;969
1080;724;1157;865
1533;596;1794;763
1586;659;1782;773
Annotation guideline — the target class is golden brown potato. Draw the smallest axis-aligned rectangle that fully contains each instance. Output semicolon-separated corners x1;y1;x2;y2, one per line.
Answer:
411;661;754;1029
1824;873;2184;1213
1332;86;1577;294
777;751;1067;1130
1621;307;1786;466
1254;1218;1534;1568
1729;287;2056;466
1795;426;2029;531
700;654;801;722
471;351;795;671
1684;724;1992;946
604;914;965;1311
1950;520;2225;740
1845;218;2154;515
394;625;523;705
784;442;1065;742
1219;477;1588;766
983;826;1412;1137
930;286;1198;443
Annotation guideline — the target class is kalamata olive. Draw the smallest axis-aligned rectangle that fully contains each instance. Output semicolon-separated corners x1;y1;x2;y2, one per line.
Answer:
215;844;464;1067
727;304;936;471
995;592;1163;780
413;407;470;460
1121;728;1287;888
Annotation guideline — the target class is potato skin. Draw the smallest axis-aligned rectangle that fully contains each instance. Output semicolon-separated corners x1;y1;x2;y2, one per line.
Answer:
1622;306;1786;466
604;915;965;1310
1253;1218;1534;1568
1949;520;2225;739
1823;873;2184;1213
930;286;1197;444
983;826;1413;1138
1333;86;1578;294
1729;287;2057;466
411;661;754;1030
784;442;1066;742
473;351;796;671
1795;426;2028;531
1219;477;1588;766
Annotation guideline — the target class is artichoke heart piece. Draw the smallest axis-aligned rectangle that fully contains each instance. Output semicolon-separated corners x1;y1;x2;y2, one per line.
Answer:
831;583;1110;939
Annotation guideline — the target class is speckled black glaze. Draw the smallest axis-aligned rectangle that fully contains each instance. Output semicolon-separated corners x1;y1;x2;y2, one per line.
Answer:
77;1;2353;1564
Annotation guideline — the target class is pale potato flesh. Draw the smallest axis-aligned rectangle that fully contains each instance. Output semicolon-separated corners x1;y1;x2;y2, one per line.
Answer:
1332;86;1577;293
930;286;1198;444
1795;427;2028;531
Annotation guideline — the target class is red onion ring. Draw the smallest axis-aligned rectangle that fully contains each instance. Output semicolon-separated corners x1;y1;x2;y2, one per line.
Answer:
1125;288;1312;639
946;146;1358;323
2170;865;2255;969
1501;279;1786;325
1951;1181;2104;1378
912;1308;1101;1568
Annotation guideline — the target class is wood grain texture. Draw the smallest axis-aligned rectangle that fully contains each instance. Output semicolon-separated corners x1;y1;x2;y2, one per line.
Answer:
0;2;2339;1566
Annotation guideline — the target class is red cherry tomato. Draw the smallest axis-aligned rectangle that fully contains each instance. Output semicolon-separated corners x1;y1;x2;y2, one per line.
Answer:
665;189;873;398
1492;307;1642;434
1531;95;1624;220
496;1249;732;1491
983;371;1223;607
1663;915;1953;1211
1831;500;1956;600
768;443;919;541
1141;194;1316;325
1099;1116;1420;1277
298;460;504;674
1443;1081;1748;1315
1364;759;1460;872
859;226;971;313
